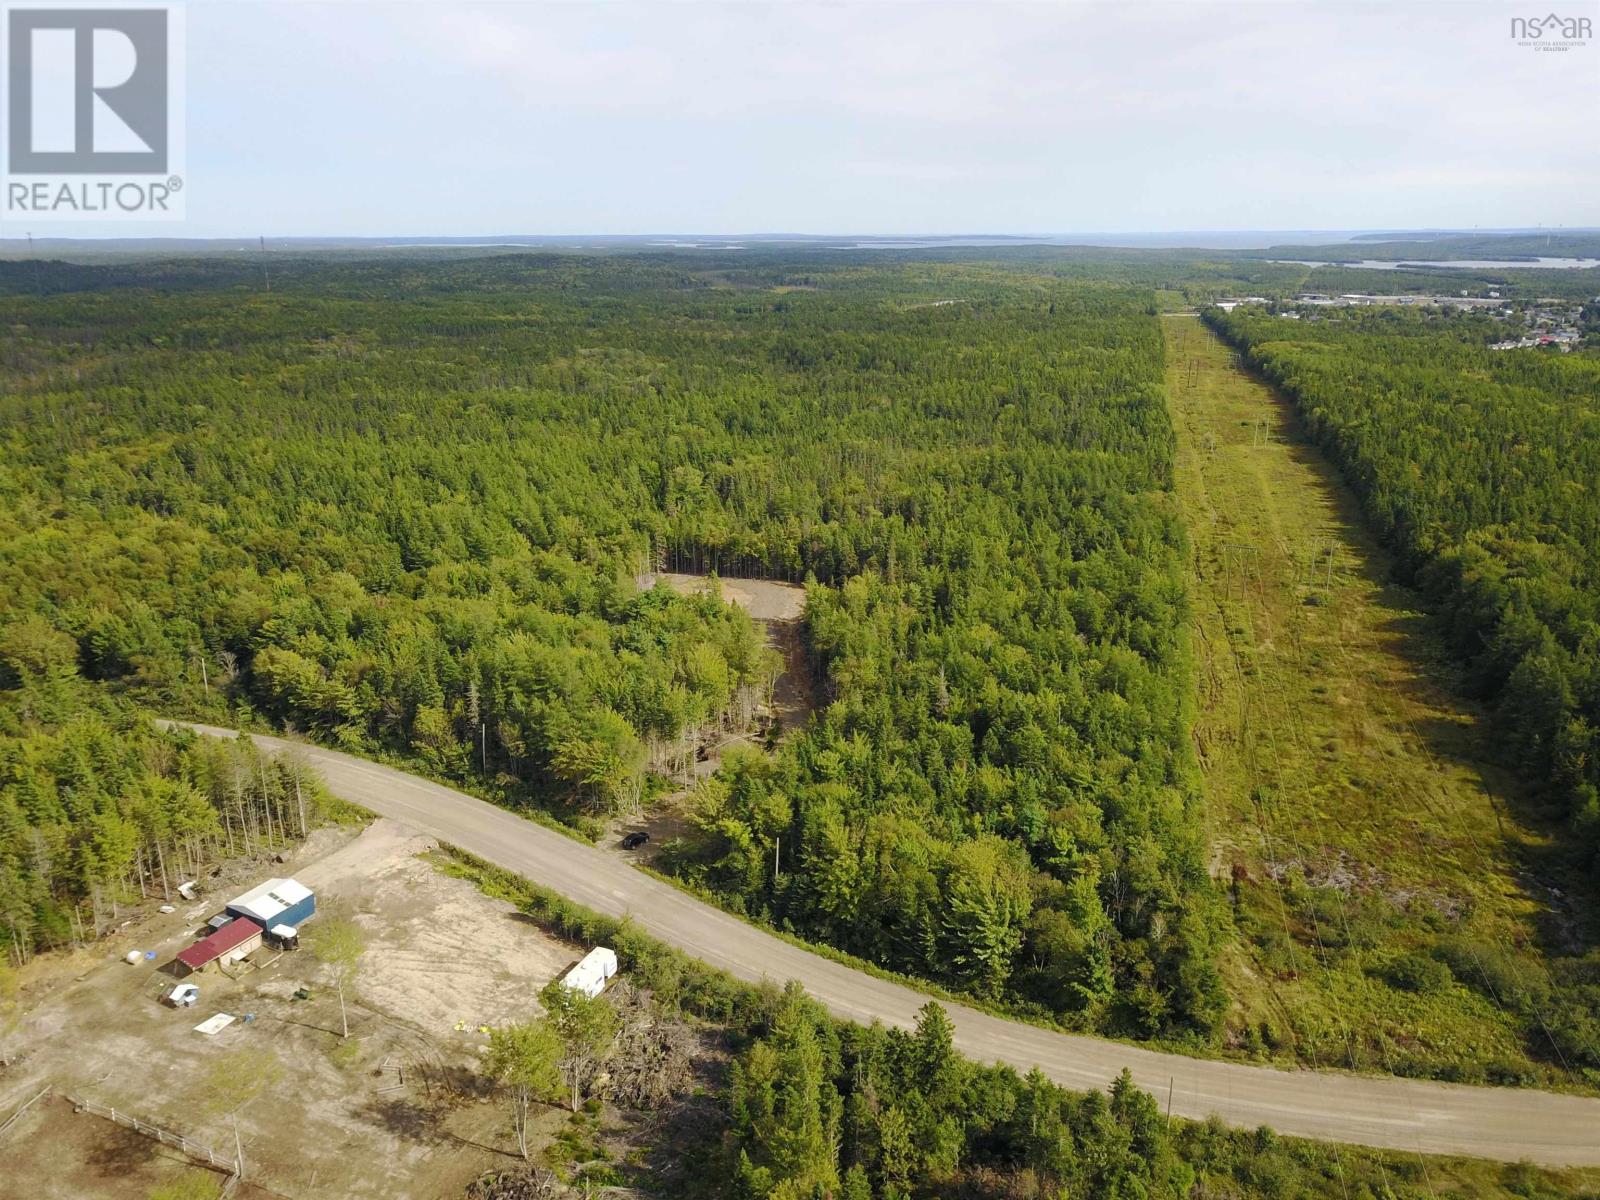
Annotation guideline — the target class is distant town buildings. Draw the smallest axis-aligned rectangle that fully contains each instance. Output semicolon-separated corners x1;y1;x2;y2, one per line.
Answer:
1289;293;1505;309
1489;331;1581;351
1210;293;1591;352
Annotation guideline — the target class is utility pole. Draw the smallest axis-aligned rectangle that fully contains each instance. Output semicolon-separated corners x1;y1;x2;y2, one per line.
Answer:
1222;542;1260;601
259;235;270;292
481;721;487;773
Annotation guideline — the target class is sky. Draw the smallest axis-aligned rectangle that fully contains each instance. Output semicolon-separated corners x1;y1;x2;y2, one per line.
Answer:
9;0;1600;237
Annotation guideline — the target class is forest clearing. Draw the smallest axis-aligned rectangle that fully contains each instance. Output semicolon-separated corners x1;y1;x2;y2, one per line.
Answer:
612;572;816;862
0;817;703;1199
635;572;815;736
1166;313;1592;1086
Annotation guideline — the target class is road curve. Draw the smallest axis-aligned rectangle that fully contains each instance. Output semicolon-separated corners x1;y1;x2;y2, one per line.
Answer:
172;722;1600;1166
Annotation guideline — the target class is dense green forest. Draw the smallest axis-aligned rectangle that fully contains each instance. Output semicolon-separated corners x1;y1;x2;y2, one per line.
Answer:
720;988;1589;1200
0;255;1221;1036
1206;307;1600;849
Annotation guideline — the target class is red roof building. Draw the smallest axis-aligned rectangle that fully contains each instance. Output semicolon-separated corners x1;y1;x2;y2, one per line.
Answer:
175;918;264;973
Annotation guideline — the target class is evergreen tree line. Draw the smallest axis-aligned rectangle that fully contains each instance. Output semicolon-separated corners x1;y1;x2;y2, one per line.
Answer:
0;694;333;962
716;985;1571;1200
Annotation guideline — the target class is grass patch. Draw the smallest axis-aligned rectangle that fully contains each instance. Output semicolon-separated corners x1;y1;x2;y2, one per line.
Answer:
1164;312;1595;1089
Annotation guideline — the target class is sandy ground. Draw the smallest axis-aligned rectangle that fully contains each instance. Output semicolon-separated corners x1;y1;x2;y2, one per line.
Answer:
638;571;806;621
0;818;582;1199
297;820;574;1034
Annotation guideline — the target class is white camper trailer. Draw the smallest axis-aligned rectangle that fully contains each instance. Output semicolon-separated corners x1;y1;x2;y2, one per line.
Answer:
558;946;618;999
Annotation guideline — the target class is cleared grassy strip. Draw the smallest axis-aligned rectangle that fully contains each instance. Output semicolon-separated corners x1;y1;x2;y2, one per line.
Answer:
1165;314;1589;1088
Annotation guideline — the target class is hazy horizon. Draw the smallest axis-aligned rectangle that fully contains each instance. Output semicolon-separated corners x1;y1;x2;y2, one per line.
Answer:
5;227;1597;254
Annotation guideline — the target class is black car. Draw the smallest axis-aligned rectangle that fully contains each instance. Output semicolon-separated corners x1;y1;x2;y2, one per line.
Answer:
620;830;650;850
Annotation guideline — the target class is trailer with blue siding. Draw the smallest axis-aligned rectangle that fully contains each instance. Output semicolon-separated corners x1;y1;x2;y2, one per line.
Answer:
225;878;316;932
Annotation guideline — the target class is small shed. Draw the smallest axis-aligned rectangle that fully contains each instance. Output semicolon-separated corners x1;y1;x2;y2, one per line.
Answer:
174;918;264;975
166;982;200;1008
225;878;315;930
559;947;619;999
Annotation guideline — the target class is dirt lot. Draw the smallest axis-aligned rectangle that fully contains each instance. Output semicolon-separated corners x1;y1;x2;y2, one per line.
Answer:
295;820;575;1035
0;819;588;1199
637;571;805;621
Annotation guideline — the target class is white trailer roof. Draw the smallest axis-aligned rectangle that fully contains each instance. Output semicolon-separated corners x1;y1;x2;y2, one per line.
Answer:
227;877;311;922
560;964;606;997
559;947;618;998
575;947;618;977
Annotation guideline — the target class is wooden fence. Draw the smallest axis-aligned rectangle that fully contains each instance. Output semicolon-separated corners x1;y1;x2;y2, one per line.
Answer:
65;1092;240;1175
0;1085;51;1139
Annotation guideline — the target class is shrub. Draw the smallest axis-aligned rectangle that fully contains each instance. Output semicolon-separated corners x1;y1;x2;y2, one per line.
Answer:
1433;937;1551;1012
1384;951;1452;994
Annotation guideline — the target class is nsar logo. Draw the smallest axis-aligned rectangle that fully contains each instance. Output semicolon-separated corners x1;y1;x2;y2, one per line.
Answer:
1509;11;1592;51
4;4;185;221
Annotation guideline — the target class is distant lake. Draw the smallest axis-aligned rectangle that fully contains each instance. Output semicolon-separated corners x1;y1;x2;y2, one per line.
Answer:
835;239;1034;249
1270;257;1600;271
